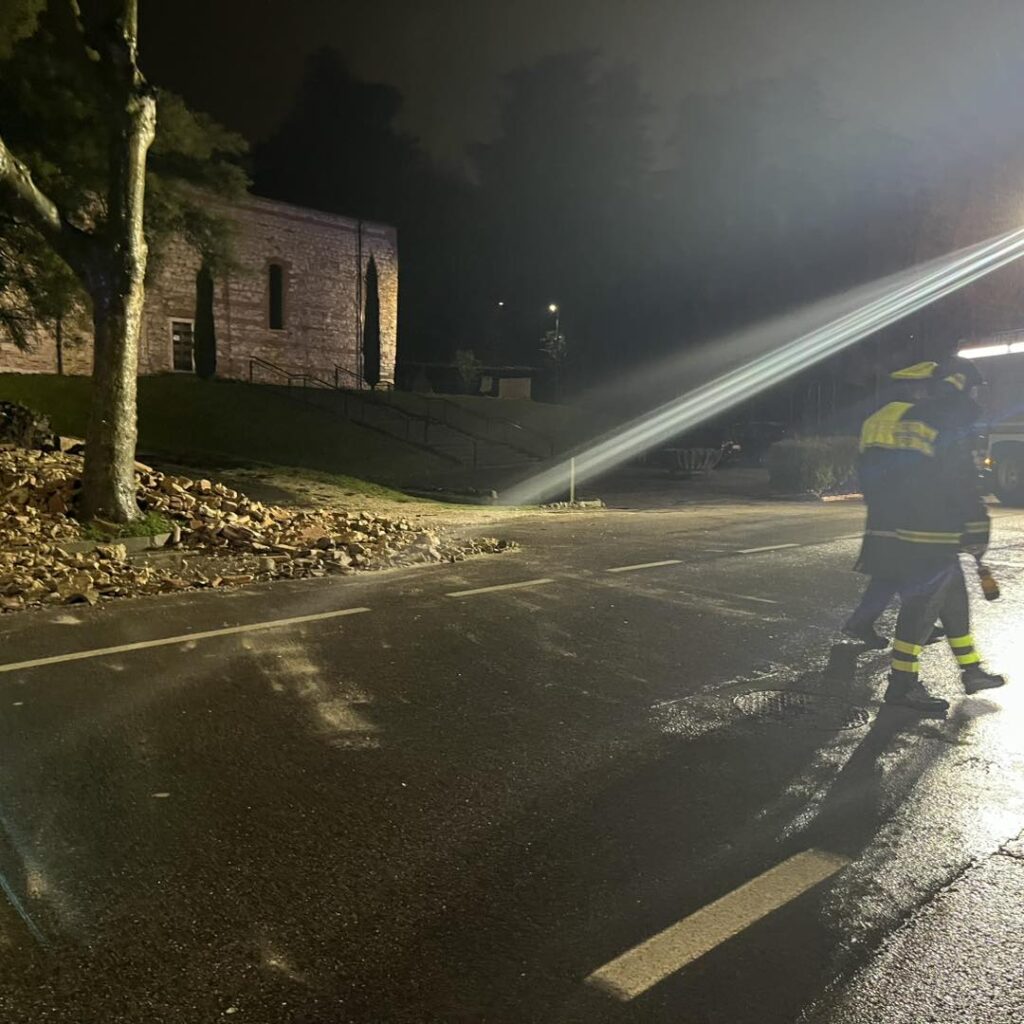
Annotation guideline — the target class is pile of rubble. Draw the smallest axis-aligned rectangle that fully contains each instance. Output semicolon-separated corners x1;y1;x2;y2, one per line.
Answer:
0;440;515;613
0;401;57;450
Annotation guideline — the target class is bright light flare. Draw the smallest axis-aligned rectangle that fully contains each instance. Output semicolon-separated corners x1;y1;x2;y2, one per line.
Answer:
959;341;1024;359
505;228;1024;505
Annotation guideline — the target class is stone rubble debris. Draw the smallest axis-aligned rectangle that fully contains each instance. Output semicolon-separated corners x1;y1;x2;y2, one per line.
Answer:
0;439;516;614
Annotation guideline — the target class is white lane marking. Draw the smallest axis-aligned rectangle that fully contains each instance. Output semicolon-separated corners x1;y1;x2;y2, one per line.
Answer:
736;543;800;555
446;578;555;598
586;848;849;1001
151;792;171;799
0;607;371;675
606;560;683;574
727;594;779;605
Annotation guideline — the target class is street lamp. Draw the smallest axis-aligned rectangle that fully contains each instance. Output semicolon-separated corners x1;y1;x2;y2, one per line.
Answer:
548;303;560;339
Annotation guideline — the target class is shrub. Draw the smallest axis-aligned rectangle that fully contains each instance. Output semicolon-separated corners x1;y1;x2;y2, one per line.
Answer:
767;436;859;495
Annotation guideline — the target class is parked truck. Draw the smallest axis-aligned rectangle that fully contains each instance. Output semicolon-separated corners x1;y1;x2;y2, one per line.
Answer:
961;335;1024;504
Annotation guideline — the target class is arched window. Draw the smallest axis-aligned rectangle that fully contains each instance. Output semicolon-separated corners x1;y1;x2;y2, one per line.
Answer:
268;263;285;330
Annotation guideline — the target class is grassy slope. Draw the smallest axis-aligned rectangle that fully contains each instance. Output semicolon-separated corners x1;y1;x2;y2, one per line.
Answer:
380;391;609;451
0;374;455;488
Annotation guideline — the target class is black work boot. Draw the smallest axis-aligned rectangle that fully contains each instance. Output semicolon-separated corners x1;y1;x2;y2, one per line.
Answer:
962;665;1006;695
884;675;950;713
842;622;889;649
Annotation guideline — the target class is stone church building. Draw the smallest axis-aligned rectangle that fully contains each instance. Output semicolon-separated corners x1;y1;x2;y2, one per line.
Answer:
0;195;398;387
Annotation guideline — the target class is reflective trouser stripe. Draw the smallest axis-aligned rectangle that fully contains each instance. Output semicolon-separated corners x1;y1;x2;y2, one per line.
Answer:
893;640;923;656
949;634;981;667
895;530;961;544
892;658;920;673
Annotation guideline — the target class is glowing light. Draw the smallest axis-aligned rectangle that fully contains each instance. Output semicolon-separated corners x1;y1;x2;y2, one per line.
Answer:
549;303;559;313
505;227;1024;505
959;344;1011;359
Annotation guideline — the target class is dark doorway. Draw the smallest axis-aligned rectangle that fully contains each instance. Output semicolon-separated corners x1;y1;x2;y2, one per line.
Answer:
194;263;217;378
362;256;381;388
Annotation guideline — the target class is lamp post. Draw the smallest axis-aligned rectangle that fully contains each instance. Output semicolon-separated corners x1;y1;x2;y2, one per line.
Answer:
548;302;560;342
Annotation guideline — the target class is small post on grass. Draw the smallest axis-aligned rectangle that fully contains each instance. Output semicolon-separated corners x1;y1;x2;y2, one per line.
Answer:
569;456;576;504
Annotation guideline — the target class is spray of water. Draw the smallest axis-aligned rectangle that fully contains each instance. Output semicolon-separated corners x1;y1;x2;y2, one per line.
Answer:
504;227;1024;505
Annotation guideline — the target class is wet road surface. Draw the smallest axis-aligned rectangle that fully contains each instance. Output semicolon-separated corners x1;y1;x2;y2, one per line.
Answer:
1;498;1023;1022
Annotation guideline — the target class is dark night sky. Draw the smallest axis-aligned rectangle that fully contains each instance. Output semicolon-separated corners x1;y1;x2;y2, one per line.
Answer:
141;0;1024;168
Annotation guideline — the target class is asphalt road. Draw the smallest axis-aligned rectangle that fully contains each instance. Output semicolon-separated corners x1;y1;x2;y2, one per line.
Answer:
1;495;1024;1023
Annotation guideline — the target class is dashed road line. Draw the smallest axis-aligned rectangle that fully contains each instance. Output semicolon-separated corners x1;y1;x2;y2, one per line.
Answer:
736;543;800;555
585;848;850;1001
446;578;555;598
606;560;683;574
0;607;372;675
726;593;779;605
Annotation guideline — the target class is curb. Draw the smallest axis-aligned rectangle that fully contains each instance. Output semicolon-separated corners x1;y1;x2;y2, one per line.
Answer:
770;492;863;504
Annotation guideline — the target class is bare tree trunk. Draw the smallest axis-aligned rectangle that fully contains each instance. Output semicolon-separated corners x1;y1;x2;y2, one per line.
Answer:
82;274;145;520
80;38;156;521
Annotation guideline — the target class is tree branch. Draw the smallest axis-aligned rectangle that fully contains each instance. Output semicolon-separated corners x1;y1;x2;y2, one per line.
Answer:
0;133;90;272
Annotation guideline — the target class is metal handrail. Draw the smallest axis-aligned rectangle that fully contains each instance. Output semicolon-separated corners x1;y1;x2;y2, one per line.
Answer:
378;390;552;458
333;364;364;390
247;357;506;466
332;365;396;391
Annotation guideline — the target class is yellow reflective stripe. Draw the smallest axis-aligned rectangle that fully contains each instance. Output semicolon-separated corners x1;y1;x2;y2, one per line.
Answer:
860;403;912;452
860;403;939;455
892;659;920;673
957;652;981;666
891;361;938;381
895;530;960;544
893;639;923;655
865;529;898;539
965;521;989;530
892;420;938;449
948;634;974;649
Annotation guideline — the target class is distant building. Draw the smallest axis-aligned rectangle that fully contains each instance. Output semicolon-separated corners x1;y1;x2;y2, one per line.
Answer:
0;195;398;387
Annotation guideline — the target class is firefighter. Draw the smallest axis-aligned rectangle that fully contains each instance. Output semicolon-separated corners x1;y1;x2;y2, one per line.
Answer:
843;362;938;647
856;356;1004;712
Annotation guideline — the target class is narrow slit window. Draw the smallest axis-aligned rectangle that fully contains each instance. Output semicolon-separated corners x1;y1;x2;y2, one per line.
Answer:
268;263;285;330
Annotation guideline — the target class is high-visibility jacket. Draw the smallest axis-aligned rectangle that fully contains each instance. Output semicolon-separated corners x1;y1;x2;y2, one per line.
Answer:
855;393;989;580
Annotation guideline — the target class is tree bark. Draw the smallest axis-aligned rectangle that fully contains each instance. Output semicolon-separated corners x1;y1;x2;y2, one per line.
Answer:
71;0;156;522
80;85;156;521
1;0;157;523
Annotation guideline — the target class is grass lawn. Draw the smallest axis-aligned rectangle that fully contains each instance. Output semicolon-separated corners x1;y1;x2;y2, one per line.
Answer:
0;374;457;488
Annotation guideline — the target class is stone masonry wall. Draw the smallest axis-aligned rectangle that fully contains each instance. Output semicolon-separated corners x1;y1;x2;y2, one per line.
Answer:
2;195;399;387
0;319;93;376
